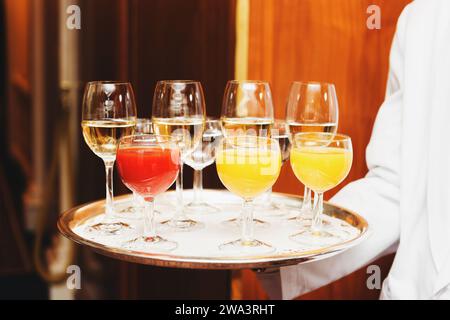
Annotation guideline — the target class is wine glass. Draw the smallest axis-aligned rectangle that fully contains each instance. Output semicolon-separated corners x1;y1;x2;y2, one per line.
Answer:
152;80;206;231
220;80;275;227
289;133;352;245
285;81;338;223
81;81;137;235
221;80;274;138
256;120;292;215
117;118;153;220
116;134;180;251
216;136;282;255
184;118;223;214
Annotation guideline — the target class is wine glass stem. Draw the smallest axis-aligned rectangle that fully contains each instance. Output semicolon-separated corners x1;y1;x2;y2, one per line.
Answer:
241;199;254;243
301;186;312;213
174;162;186;221
143;198;156;238
104;160;115;219
312;192;324;232
192;169;203;205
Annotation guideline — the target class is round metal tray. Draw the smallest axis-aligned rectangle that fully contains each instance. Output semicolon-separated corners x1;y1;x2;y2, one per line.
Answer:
58;190;369;270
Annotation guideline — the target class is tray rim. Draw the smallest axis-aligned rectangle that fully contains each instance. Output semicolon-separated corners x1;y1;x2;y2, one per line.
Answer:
57;190;370;270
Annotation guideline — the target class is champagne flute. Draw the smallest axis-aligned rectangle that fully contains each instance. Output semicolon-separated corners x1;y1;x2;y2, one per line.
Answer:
285;81;338;223
216;136;282;255
289;133;352;245
81;81;137;235
117;134;180;251
184;118;223;214
220;80;275;227
117;118;153;219
152;80;206;231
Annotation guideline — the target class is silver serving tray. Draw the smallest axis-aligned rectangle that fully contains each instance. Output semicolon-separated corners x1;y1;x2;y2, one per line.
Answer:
58;190;369;270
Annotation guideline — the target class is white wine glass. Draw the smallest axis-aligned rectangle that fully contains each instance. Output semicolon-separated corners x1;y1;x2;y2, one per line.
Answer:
184;118;223;214
152;80;206;231
221;80;274;138
81;81;137;235
285;81;339;223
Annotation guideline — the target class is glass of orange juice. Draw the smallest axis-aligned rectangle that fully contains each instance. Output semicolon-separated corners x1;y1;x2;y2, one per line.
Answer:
216;136;281;255
290;132;352;245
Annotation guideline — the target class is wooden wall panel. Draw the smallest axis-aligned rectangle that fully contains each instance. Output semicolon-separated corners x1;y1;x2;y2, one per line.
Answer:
244;0;410;299
248;0;410;198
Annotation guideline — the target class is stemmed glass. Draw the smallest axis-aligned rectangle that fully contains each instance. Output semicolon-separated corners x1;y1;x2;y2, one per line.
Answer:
152;80;206;231
285;81;338;223
184;118;223;214
289;133;352;245
116;134;180;251
81;81;137;235
220;80;275;227
216;136;282;255
117;118;153;220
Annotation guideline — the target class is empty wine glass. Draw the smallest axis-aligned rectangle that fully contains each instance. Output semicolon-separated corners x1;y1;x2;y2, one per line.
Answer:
184;118;223;214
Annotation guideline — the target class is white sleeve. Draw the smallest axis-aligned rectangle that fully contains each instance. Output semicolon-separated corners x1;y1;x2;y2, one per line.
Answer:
258;4;410;300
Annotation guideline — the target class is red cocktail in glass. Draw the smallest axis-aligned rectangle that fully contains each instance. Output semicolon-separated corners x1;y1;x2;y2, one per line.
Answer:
117;134;180;251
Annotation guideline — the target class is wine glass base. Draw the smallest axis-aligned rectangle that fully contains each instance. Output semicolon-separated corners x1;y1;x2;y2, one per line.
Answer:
257;202;291;217
160;218;204;232
87;221;133;236
219;239;275;256
154;203;174;215
287;215;333;228
124;236;178;252
184;202;221;215
285;206;316;225
221;218;270;229
114;206;144;220
289;229;343;247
